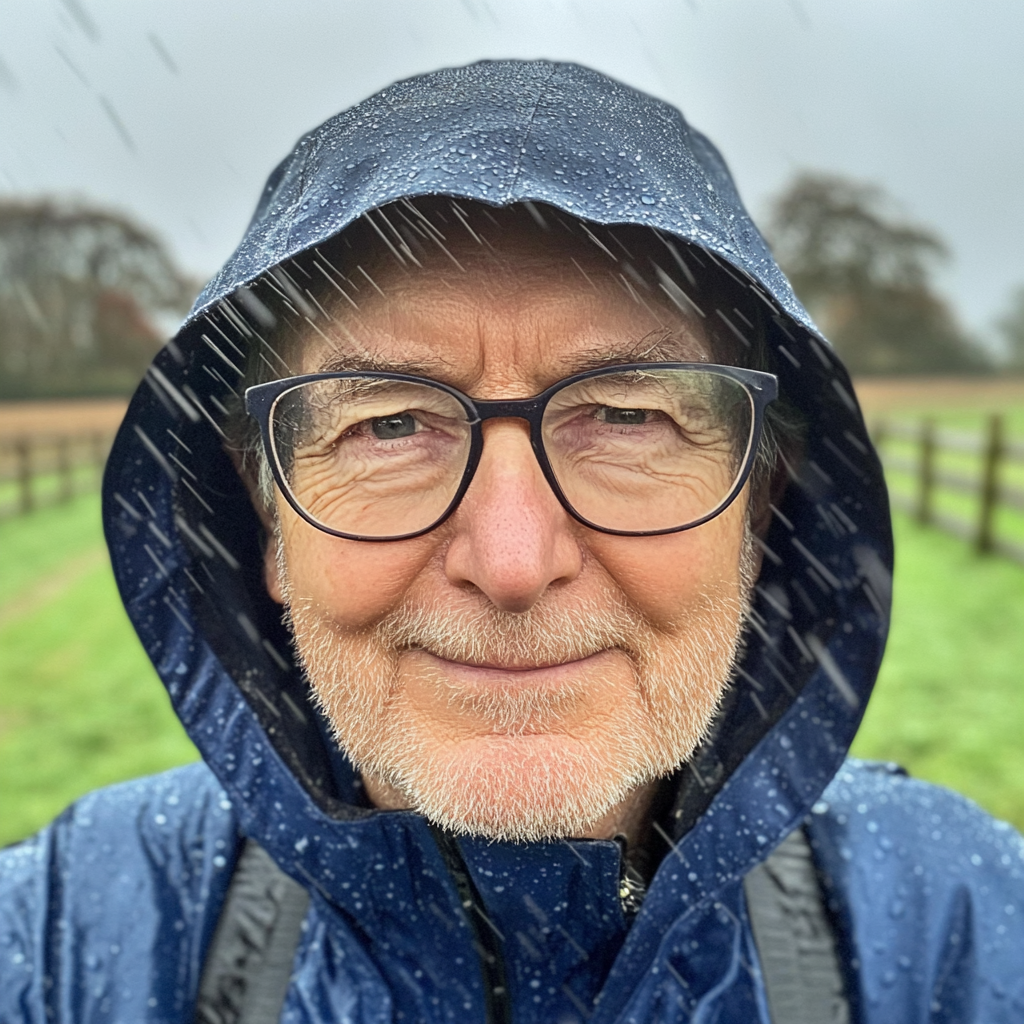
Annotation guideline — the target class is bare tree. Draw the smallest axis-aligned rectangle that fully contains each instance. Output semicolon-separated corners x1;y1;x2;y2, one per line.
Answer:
766;173;988;375
0;198;195;399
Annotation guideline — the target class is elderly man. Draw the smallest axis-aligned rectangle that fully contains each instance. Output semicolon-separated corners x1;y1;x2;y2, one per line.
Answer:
2;61;1022;1024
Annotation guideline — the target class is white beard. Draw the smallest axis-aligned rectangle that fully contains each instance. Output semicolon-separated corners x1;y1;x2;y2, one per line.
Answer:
280;532;755;843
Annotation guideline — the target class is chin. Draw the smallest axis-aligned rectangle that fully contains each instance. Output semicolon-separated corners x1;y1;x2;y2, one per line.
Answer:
368;727;661;843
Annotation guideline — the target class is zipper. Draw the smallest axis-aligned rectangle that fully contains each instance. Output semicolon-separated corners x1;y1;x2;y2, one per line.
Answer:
429;824;513;1024
613;834;648;918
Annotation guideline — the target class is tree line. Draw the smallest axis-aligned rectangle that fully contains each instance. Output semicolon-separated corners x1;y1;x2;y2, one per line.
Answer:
0;180;1021;400
765;173;1023;375
0;199;194;400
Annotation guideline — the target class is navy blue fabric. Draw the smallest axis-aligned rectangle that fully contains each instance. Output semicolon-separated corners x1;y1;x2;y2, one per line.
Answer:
3;60;1024;1023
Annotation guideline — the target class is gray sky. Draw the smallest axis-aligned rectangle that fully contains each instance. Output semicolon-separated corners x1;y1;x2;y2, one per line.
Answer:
1;0;1022;349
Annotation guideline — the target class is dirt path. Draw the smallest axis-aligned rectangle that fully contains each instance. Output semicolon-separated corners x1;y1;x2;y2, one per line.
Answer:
0;399;127;439
853;376;1024;415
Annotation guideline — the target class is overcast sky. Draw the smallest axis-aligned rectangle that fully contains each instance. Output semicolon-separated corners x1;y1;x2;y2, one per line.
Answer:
1;0;1022;348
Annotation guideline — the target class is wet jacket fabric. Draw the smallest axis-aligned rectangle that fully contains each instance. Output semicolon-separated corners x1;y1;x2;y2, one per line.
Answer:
3;60;1023;1023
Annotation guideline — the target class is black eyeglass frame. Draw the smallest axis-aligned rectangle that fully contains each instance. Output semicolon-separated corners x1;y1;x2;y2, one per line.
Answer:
245;362;779;542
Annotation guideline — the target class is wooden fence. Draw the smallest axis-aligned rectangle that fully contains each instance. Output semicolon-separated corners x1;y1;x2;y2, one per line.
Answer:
872;414;1024;565
0;432;114;520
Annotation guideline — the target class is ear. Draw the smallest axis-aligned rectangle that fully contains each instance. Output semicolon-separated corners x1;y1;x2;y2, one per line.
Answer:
225;441;286;605
252;493;285;606
749;488;773;541
748;471;777;543
247;477;285;606
263;531;285;605
751;435;802;543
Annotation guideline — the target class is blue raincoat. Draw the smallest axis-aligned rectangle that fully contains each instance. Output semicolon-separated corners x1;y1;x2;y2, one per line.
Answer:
3;61;1023;1023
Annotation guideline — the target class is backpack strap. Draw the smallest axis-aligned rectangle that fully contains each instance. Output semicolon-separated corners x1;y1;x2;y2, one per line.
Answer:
743;826;850;1024
196;840;310;1024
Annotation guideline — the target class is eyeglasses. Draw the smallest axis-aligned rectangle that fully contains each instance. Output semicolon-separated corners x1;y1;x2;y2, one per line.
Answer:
245;363;778;541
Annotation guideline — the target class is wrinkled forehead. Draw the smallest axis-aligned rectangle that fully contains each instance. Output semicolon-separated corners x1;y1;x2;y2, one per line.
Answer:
251;200;749;391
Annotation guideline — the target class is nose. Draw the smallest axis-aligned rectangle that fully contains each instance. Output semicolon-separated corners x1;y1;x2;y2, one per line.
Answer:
443;419;583;613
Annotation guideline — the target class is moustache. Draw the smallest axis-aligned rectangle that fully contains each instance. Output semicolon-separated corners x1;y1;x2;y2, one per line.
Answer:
372;593;651;668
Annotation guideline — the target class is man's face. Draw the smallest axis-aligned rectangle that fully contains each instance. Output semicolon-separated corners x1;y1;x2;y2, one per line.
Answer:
265;215;756;842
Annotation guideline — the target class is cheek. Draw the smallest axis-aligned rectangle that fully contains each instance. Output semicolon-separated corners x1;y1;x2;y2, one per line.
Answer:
277;506;437;628
585;505;748;627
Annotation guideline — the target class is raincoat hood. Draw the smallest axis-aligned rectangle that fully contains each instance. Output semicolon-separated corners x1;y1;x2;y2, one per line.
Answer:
100;60;899;1020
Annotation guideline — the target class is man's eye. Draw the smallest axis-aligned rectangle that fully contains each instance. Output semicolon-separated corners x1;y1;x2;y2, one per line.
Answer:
370;412;417;439
598;406;649;426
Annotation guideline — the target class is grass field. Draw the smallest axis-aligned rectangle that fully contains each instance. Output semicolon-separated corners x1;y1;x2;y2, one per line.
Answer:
849;513;1024;826
0;495;198;845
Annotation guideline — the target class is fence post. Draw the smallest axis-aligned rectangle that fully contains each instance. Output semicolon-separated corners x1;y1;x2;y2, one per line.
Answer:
976;414;1003;554
57;436;73;502
916;418;936;525
15;437;33;514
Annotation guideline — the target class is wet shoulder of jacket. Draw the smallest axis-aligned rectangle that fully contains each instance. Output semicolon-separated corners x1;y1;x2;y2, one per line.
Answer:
0;762;240;1021
805;759;1024;1016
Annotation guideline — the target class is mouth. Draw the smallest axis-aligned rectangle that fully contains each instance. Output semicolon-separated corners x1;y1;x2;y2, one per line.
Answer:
414;648;615;684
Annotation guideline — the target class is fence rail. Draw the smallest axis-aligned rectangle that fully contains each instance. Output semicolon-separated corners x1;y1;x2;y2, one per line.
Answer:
872;414;1024;566
0;432;114;520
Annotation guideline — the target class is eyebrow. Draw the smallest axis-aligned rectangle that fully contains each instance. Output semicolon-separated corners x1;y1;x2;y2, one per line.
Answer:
564;330;711;373
314;351;454;377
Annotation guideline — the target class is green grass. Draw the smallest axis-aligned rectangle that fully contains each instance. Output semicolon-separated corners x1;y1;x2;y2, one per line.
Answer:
0;494;198;847
851;511;1024;828
2;492;1023;847
0;493;113;605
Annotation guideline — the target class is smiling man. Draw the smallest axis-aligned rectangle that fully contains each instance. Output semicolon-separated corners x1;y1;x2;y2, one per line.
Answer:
3;61;1024;1024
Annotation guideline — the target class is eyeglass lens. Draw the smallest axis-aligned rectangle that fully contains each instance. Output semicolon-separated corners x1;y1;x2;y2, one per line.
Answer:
269;369;754;538
542;369;752;532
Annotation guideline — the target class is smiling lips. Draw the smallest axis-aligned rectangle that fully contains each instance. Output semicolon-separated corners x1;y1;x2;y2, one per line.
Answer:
416;648;615;686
